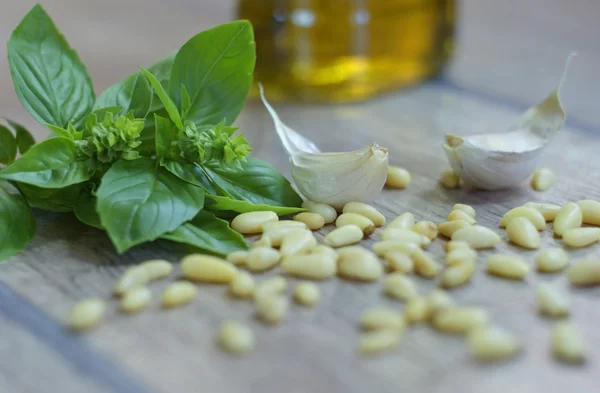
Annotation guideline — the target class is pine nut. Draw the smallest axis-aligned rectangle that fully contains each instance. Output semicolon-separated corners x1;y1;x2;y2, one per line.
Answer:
531;167;555;191
250;234;272;249
141;259;173;280
325;225;364;248
293;212;325;230
382;228;427;245
162;281;198;308
388;212;415;230
226;250;249;266
218;321;255;355
448;209;477;224
404;297;429;324
432;307;490;334
337;247;383;281
69;298;106;332
413;220;438;240
553;203;582;237
426;289;455;316
372;240;420;257
311;245;338;259
384;252;413;273
536;284;569;318
386;166;411;189
113;266;149;296
120;286;151;314
451;225;502;249
181;254;237;283
229;271;256;298
486;254;529;280
335;213;375;236
446;240;471;252
343;202;386;227
262;221;307;247
551;322;585;363
281;253;337;280
499;207;546;230
293;282;320;306
535;248;569;273
358;330;402;355
453;204;476;218
246;247;282;272
467;326;521;362
567;258;600;286
411;249;441;279
301;200;337;224
446;248;477;266
563;227;600;248
440;168;459;189
231;211;278;234
440;260;475;288
523;202;560;221
256;295;288;324
360;307;406;331
383;273;418;302
576;199;600;226
438;220;471;238
254;276;287;300
506;217;541;249
280;229;316;256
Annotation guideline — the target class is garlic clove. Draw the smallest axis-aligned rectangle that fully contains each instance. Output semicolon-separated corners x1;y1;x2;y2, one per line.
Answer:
260;84;389;209
442;54;574;190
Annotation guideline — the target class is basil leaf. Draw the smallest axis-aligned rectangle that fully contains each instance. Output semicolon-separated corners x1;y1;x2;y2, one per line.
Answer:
203;156;302;207
164;161;216;194
154;114;174;160
46;124;73;139
140;67;182;129
0;180;36;261
18;183;82;212
0;125;17;165
0;137;92;188
7;4;94;128
162;211;246;256
205;195;304;216
74;190;103;229
94;73;152;119
5;119;36;154
169;21;255;125
145;54;176;113
96;158;205;253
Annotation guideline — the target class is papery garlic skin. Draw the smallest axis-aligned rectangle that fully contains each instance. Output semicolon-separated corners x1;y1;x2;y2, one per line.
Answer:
443;53;574;190
260;84;389;208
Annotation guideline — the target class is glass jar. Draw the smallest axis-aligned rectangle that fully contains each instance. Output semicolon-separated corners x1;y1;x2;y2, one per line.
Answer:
238;0;456;102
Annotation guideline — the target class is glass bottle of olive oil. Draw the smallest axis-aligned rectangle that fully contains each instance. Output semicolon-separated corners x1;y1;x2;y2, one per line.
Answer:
238;0;456;102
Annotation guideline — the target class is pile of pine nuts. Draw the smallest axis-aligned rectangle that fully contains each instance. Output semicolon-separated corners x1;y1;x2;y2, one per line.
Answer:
68;188;599;364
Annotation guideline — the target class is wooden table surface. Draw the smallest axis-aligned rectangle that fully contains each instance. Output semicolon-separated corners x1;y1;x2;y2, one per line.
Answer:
1;1;600;392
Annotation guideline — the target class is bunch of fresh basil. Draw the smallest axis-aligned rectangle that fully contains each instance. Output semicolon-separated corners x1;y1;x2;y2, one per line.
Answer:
0;4;304;261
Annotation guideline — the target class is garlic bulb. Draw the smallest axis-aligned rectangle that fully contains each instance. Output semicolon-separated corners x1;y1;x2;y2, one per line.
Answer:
443;54;574;190
259;84;388;209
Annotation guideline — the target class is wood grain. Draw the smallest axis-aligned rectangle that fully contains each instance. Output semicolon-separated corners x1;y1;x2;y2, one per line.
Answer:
1;1;600;393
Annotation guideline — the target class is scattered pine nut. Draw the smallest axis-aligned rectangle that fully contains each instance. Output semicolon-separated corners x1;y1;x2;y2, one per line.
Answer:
506;217;541;249
280;229;316;256
535;248;569;273
426;289;455;316
383;273;418;302
413;220;438;240
68;298;106;332
384;252;413;273
293;212;325;230
231;211;278;234
141;259;173;280
440;168;460;189
162;281;198;308
446;240;471;252
467;326;521;362
293;282;320;306
358;330;402;355
440;260;475;288
254;276;287;300
360;307;406;331
256;295;288;324
337;247;383;281
438;220;471;238
551;322;585;363
576;199;600;226
113;266;149;296
229;271;256;298
388;212;415;230
180;254;237;283
523;202;560;222
536;284;569;318
432;307;490;335
452;204;476;218
563;227;600;248
246;247;282;272
448;210;477;224
325;225;364;248
120;286;151;314
311;245;338;259
343;202;386;227
386;166;411;189
411;249;441;279
382;228;427;245
486;254;529;280
251;234;272;248
218;321;255;355
335;213;375;236
567;258;600;286
372;241;420;258
446;248;477;266
531;168;555;191
404;297;429;324
301;200;338;224
280;253;337;280
553;203;582;237
499;207;546;230
227;250;249;266
262;221;307;247
451;225;502;249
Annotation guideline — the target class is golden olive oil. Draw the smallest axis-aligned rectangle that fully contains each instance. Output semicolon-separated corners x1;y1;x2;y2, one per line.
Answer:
238;0;455;102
